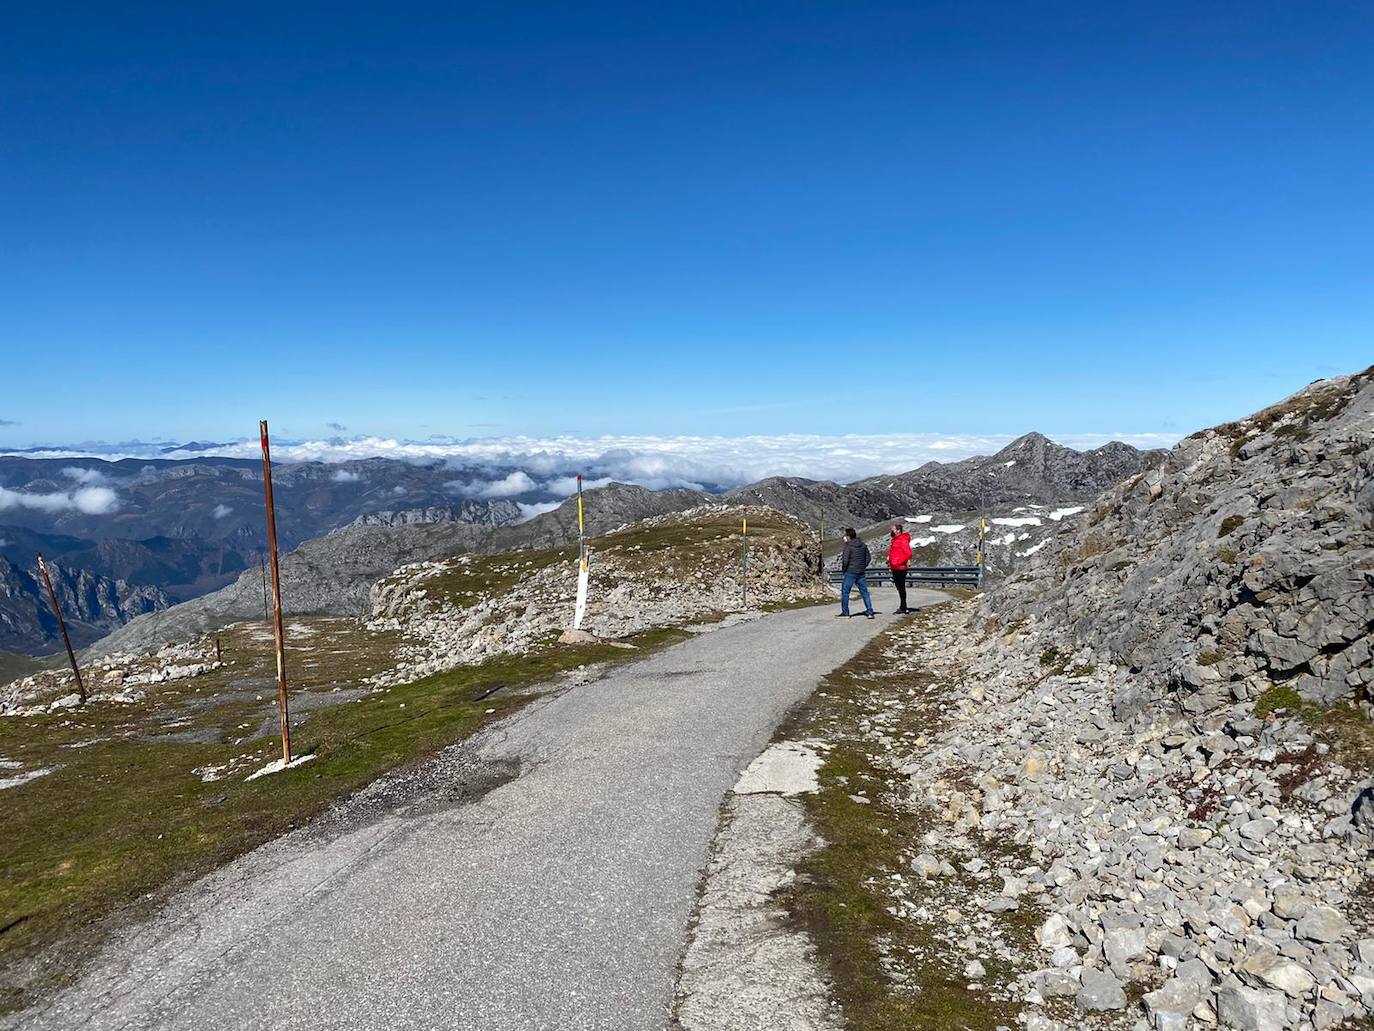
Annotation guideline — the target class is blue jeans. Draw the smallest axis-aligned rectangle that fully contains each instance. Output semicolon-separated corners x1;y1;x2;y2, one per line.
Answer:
840;572;873;616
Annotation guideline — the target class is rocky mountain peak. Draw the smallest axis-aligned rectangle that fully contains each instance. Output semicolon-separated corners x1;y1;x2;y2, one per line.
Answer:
994;430;1053;455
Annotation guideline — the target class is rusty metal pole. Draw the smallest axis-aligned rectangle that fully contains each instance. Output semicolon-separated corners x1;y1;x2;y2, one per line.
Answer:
36;554;86;703
259;420;291;765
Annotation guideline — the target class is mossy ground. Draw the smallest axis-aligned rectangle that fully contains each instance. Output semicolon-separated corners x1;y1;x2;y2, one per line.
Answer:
778;610;1039;1030
0;614;691;1013
1253;685;1374;774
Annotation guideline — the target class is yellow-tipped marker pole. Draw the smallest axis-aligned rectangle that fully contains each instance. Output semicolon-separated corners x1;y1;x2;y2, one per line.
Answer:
741;507;749;609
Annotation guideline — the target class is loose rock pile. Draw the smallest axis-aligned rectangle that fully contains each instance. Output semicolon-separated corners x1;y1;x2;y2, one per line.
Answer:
879;601;1373;1030
1;640;222;717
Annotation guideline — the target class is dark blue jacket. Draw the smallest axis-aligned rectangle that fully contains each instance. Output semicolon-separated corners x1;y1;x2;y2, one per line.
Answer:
840;539;871;574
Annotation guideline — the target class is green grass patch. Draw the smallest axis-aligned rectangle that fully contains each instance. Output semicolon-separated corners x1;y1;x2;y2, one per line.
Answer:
1217;515;1244;538
1253;685;1313;720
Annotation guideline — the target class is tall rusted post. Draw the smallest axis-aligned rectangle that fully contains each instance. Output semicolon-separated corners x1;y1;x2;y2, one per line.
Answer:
259;420;291;765
36;554;86;703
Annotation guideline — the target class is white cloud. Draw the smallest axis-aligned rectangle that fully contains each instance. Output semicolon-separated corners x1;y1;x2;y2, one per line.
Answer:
73;487;120;514
544;475;613;497
0;485;120;515
330;469;362;483
0;431;1181;491
62;466;107;484
470;471;538;498
516;500;562;522
0;488;65;514
212;504;233;519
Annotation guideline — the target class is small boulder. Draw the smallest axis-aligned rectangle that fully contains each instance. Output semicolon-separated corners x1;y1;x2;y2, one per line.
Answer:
1178;827;1213;849
1271;886;1310;921
1216;981;1286;1031
558;628;599;645
1075;967;1126;1011
911;853;943;879
1104;926;1148;968
1037;913;1073;951
1239;953;1316;997
1296;905;1351;944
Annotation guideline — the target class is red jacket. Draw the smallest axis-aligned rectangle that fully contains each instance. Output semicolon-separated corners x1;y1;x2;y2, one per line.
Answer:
887;532;912;571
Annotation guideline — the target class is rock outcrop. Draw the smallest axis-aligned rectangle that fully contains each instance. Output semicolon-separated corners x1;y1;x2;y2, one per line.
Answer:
983;368;1374;718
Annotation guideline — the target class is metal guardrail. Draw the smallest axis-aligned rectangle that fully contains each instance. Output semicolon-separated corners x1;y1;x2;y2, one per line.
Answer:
826;565;983;588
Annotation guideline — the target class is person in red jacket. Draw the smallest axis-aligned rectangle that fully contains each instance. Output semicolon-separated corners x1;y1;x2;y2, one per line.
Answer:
887;522;913;614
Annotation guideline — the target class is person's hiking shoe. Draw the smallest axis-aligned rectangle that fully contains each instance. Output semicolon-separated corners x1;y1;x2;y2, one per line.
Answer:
865;611;876;619
835;612;850;618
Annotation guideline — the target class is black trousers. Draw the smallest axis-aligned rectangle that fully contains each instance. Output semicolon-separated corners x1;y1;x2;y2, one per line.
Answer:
892;569;908;610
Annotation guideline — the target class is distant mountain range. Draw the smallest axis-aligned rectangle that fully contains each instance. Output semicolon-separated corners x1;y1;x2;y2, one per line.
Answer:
0;434;1162;657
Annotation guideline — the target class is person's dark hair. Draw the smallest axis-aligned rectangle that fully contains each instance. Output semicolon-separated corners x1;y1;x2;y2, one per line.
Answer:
843;527;857;539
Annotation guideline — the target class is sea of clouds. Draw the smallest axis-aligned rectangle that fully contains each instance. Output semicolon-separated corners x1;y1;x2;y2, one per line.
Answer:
1;431;1178;499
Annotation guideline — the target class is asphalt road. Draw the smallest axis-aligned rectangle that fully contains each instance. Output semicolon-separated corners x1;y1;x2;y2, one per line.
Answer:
19;588;943;1031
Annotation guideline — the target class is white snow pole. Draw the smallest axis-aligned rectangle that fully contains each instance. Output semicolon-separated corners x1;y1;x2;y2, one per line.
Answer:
573;475;590;630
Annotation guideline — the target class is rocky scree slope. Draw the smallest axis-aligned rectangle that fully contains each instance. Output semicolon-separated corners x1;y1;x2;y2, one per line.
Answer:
365;505;825;686
849;601;1374;1031
981;368;1374;719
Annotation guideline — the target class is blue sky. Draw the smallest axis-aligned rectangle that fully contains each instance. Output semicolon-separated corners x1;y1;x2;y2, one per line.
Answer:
2;1;1370;448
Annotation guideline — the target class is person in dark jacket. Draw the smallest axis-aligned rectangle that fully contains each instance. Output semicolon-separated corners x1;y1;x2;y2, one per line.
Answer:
887;522;912;614
837;527;875;619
